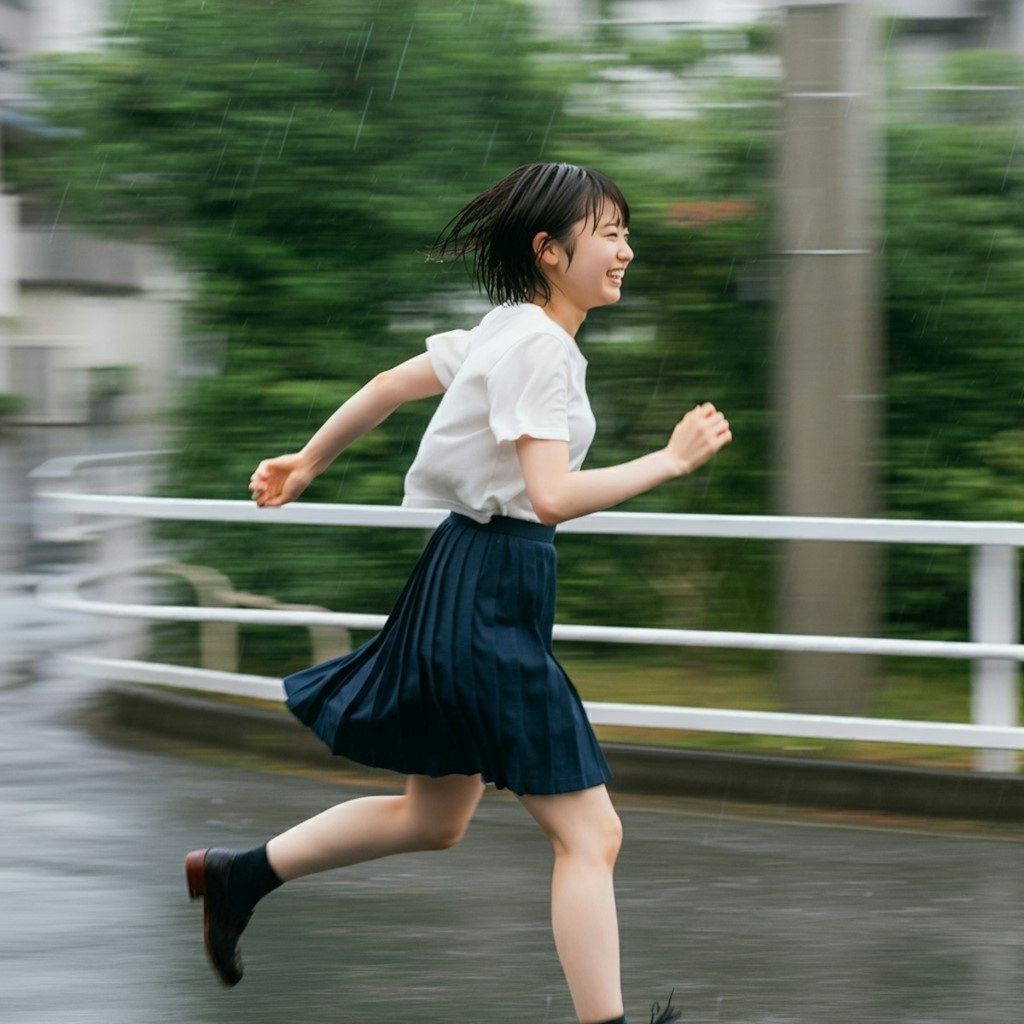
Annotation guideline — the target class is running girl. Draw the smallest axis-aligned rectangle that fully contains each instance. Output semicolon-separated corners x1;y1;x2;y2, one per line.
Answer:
186;162;731;1024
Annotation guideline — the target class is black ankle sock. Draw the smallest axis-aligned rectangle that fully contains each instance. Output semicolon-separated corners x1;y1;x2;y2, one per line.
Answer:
594;1017;626;1024
226;844;283;917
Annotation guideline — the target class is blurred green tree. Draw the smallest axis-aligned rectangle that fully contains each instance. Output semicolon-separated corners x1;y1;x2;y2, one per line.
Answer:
543;44;780;637
15;2;1022;683
883;51;1024;640
14;0;586;662
14;2;781;672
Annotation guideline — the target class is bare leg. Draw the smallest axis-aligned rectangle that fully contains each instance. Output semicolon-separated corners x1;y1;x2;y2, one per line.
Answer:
266;773;485;881
519;785;624;1024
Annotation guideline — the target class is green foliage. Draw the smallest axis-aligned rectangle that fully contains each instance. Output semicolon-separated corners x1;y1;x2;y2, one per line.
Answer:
14;0;575;619
623;35;707;74
544;68;780;630
0;392;26;417
11;1;783;639
11;7;1024;659
744;20;779;54
884;51;1024;634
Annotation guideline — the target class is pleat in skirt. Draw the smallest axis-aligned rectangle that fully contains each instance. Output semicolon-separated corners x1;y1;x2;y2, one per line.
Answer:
284;512;611;796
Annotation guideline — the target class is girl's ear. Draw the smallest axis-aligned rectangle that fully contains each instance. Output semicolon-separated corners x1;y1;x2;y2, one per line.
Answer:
532;231;560;266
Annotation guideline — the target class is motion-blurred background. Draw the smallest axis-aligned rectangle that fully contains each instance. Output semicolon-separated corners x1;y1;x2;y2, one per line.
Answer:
2;0;1023;770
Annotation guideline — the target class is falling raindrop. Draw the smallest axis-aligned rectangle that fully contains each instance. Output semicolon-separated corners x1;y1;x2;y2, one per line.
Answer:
354;89;374;151
1001;126;1020;191
213;140;228;180
49;183;70;241
122;0;137;37
723;255;737;294
94;153;108;188
538;108;557;159
278;105;297;157
482;122;498;167
305;379;322;420
355;23;375;81
245;127;273;197
390;23;415;101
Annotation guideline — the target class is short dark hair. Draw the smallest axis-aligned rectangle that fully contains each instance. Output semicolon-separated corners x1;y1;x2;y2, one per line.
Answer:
428;162;630;306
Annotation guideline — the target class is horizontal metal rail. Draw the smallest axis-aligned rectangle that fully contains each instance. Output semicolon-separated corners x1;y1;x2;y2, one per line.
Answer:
35;491;1024;546
67;655;1024;752
28;450;171;480
30;476;1024;762
35;563;1024;662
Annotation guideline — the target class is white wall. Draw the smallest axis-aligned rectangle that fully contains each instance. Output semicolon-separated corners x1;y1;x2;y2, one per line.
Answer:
0;194;19;319
10;280;184;422
29;0;108;53
2;230;187;423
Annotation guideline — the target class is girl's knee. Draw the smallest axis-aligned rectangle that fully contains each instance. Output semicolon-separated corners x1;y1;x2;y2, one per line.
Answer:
400;800;471;851
600;811;624;864
399;776;481;851
555;809;623;866
418;818;469;851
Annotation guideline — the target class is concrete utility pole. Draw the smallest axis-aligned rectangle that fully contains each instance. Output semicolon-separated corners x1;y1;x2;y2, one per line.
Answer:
775;1;882;715
1006;0;1024;52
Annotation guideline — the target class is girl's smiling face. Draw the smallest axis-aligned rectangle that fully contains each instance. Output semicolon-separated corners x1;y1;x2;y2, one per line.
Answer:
533;200;633;335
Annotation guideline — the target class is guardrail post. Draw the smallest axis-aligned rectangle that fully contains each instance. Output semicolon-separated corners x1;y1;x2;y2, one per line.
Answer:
97;518;147;660
30;465;79;542
970;545;1020;773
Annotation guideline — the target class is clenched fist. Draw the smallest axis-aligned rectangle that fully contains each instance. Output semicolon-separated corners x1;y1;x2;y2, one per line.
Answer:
666;402;732;476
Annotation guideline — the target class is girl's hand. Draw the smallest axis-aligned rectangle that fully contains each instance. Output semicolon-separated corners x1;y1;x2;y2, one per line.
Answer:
249;453;316;507
665;403;732;476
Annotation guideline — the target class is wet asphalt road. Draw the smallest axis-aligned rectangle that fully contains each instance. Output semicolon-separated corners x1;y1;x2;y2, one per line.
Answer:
3;667;1024;1024
3;430;1024;1024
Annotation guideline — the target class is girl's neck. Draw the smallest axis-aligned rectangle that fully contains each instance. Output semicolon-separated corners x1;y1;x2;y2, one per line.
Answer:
531;295;585;338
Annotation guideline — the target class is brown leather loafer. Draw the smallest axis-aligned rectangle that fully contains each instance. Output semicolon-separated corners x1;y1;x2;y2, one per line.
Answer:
185;847;250;986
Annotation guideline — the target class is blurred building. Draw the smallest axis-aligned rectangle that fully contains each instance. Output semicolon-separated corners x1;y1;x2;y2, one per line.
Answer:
538;1;1024;122
0;0;186;425
534;0;1024;53
0;0;107;57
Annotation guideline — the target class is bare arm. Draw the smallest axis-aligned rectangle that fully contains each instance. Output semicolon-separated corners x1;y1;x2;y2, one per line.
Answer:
250;352;443;507
517;403;732;526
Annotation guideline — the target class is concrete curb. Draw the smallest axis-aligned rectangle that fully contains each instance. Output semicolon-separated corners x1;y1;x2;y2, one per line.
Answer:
95;684;1024;823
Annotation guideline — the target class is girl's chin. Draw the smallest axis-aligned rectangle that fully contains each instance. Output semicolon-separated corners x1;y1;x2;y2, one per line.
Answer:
580;289;622;313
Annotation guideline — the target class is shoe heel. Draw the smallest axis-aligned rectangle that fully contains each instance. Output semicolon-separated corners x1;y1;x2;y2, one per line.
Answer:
185;849;208;899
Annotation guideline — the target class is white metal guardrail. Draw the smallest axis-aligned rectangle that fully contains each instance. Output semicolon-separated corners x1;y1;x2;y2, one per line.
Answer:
31;453;1024;772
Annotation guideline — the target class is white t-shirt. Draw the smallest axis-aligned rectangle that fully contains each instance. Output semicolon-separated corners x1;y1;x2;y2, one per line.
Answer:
402;303;597;523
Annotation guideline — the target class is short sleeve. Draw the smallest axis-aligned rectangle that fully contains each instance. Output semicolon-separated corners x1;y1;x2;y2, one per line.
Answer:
425;329;471;389
486;333;571;445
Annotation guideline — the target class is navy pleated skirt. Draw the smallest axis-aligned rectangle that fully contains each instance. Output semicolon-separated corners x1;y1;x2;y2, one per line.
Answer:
284;513;611;796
